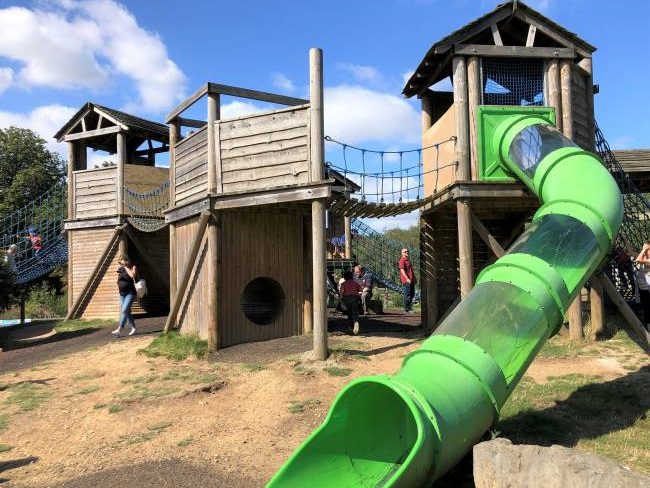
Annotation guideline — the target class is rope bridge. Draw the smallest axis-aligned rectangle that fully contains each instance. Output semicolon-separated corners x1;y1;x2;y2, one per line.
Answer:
0;184;68;284
123;180;170;233
325;135;457;218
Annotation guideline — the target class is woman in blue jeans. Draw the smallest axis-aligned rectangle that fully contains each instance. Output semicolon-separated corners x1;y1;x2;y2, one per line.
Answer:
112;254;139;337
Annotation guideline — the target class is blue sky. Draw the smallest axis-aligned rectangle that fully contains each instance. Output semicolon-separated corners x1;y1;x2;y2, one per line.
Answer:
0;0;648;228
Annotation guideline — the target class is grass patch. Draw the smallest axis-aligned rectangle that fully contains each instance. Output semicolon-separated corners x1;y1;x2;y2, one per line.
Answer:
498;369;650;475
0;444;13;453
288;399;321;414
330;339;367;352
241;363;266;372
188;373;220;384
108;404;123;414
114;422;172;448
323;366;353;377
72;371;106;381
177;437;193;447
54;319;116;333
292;365;314;377
0;413;8;431
4;382;51;412
75;385;101;395
148;421;173;431
138;332;207;361
94;403;107;410
30;362;54;372
120;375;159;385
114;386;180;403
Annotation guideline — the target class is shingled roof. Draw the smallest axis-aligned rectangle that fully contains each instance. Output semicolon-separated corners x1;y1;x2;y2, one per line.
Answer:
402;0;596;98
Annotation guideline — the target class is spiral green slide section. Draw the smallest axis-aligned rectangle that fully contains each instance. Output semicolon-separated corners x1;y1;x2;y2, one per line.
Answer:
267;107;623;488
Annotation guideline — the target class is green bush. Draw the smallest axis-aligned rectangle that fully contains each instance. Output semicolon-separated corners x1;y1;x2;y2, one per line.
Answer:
25;282;67;318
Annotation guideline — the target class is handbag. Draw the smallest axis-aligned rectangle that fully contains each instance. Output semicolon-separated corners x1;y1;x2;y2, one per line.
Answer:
134;278;147;299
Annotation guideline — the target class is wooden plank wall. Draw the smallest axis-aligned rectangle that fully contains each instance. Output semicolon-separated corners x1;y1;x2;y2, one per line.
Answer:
422;106;457;196
70;227;121;319
74;167;117;219
128;227;170;316
219;105;310;193
125;165;169;193
174;216;210;336
571;63;593;150
174;127;208;206
219;208;304;347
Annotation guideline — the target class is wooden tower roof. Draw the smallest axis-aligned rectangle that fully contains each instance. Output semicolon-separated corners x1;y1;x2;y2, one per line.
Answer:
54;102;169;154
402;0;596;98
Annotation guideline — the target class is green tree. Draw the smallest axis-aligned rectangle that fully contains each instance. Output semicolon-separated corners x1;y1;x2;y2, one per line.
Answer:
0;127;65;218
383;225;420;251
0;251;15;310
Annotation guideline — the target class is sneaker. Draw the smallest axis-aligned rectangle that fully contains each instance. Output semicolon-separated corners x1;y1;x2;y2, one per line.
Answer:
128;326;137;336
111;327;122;336
353;321;360;335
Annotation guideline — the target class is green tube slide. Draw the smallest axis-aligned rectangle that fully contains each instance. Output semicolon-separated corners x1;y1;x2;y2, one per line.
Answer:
267;106;623;487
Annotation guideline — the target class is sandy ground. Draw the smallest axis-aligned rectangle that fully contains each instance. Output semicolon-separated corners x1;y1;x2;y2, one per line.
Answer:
0;314;647;488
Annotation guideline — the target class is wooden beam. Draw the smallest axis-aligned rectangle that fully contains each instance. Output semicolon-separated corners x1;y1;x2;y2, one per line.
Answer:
560;59;574;139
208;82;308;107
467;56;481;181
64;217;121;230
415;51;453;97
526;24;537;47
594;274;650;348
163;211;211;333
165;83;209;123
177;117;207;129
490;23;503;46
310;48;325;183
303;214;313;334
116;131;126;215
66;225;125;319
344;216;352;259
470;211;505;258
64;126;121;142
514;10;594;58
453;56;470;181
206;213;220;351
96;115;103;130
169;120;180;208
207;93;219;193
454;44;575;59
567;296;583;341
164;197;211;224
457;199;474;299
546;59;563;131
133;146;168;156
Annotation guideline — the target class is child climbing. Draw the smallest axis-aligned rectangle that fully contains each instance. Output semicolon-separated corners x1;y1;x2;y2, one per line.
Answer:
18;227;43;256
340;270;362;335
4;244;17;274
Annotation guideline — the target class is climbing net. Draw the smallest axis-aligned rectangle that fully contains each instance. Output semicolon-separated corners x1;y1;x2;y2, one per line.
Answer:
124;180;170;233
325;135;457;207
0;183;68;284
596;122;650;302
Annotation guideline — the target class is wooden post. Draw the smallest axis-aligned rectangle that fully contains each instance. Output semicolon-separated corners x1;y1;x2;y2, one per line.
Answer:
163;212;210;333
467;56;481;180
207;212;219;351
67;142;76;315
303;214;313;334
420;213;438;331
169;120;180;307
19;292;25;326
207;93;220;194
310;47;328;360
590;273;604;338
118;233;127;259
344;216;352;259
578;57;595;149
452;56;470;181
116;131;126;215
567;296;583;341
560;59;573;139
546;59;562;131
457;199;474;299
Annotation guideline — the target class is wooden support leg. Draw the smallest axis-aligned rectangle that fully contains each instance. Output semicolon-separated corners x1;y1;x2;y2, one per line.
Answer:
303;214;313;334
457;199;474;299
420;214;438;331
589;273;604;338
169;223;177;309
567;296;583;341
207;214;220;352
312;199;328;360
344;216;352;259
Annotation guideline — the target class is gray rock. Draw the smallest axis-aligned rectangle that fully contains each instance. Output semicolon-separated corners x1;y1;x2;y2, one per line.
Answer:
473;438;650;488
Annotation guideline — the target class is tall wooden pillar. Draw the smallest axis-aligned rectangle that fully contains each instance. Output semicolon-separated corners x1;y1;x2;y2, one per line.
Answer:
546;59;563;131
169;121;180;304
303;214;313;334
207;93;221;194
590;274;604;338
207;212;220;352
344;216;352;259
453;56;474;298
310;47;328;360
467;56;481;180
116;131;126;216
67;141;76;314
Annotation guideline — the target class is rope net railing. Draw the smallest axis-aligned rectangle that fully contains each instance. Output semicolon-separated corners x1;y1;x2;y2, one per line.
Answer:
123;180;170;233
596;122;650;302
0;183;68;284
325;135;457;216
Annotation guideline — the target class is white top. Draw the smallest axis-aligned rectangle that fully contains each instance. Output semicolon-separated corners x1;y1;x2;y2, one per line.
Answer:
4;254;16;273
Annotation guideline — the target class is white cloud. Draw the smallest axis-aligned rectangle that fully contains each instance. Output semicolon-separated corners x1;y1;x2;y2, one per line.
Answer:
324;84;420;144
220;100;269;119
0;1;186;112
337;63;384;85
0;67;14;93
365;211;419;232
0;104;77;154
271;72;296;93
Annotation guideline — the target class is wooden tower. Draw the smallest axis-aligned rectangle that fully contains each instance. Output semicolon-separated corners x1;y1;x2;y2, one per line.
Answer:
56;103;171;319
402;0;599;335
164;50;331;356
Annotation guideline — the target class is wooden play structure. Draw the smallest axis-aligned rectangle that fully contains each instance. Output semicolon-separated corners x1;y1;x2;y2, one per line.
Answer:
56;103;171;319
163;50;330;356
402;1;601;337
